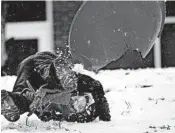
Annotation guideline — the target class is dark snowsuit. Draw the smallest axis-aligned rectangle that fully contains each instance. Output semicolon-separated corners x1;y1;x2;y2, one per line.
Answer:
11;51;111;122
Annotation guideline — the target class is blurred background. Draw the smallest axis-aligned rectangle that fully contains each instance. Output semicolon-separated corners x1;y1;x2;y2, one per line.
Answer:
1;1;175;76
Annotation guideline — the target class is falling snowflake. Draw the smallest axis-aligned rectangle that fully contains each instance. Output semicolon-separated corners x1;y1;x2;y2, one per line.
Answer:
124;32;127;36
87;40;91;45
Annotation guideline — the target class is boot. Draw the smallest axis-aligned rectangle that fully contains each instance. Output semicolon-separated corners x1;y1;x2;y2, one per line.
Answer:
1;89;33;122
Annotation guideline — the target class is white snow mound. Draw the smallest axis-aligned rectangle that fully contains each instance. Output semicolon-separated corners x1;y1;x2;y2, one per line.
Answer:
1;67;175;133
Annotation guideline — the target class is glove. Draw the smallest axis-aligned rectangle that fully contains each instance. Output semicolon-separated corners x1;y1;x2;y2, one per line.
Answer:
29;84;72;117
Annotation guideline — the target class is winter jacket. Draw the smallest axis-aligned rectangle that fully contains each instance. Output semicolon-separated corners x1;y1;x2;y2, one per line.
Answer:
11;51;111;122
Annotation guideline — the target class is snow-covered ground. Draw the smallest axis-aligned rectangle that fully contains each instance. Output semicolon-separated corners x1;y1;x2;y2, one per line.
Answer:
1;67;175;133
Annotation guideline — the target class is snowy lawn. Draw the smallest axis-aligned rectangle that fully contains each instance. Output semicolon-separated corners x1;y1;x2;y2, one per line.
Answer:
1;68;175;133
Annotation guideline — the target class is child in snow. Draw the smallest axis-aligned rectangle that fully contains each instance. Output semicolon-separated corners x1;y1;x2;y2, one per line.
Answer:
1;51;111;123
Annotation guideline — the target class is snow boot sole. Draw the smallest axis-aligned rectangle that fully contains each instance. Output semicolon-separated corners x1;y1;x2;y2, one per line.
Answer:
1;90;20;122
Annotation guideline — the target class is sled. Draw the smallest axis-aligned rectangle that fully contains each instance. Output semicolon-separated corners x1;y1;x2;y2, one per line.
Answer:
69;1;166;70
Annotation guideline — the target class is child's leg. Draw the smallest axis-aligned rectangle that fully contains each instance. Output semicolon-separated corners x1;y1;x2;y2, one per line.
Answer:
1;56;35;122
